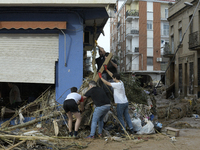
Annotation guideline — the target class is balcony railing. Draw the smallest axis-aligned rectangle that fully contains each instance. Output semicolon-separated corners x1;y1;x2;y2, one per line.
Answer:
126;64;139;71
189;31;200;50
126;27;139;36
126;9;139;17
161;63;167;71
126;47;139;55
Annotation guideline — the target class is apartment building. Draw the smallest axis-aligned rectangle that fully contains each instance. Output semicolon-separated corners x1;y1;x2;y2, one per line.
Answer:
167;0;200;98
110;0;174;85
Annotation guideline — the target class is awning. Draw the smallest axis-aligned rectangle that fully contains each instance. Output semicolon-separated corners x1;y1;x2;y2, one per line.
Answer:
0;21;67;29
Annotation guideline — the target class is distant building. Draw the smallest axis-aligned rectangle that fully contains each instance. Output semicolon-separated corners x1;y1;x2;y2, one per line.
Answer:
110;0;174;86
167;0;200;98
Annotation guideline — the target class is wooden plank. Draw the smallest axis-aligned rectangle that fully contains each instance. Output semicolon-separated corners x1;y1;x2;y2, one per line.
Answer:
0;134;56;141
165;127;180;137
94;53;113;82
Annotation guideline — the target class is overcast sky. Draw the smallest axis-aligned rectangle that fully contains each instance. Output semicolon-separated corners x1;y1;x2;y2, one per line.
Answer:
97;18;110;52
97;1;124;53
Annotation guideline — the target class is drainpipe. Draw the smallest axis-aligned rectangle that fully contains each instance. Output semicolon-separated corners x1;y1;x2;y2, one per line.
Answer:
60;29;67;67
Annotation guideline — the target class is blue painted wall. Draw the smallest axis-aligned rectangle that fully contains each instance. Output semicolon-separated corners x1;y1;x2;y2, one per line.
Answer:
0;9;84;105
56;13;83;104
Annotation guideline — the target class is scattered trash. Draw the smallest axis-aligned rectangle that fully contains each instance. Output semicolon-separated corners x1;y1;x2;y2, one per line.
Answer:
131;118;142;132
154;121;162;133
170;136;177;142
192;114;199;119
111;136;123;142
137;119;155;135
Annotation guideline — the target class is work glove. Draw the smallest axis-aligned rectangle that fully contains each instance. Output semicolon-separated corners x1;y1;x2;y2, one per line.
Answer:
104;65;107;71
98;72;102;78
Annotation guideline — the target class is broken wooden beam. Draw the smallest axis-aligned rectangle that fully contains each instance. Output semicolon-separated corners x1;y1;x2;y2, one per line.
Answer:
6;140;26;150
1;110;65;131
94;52;113;82
0;134;56;142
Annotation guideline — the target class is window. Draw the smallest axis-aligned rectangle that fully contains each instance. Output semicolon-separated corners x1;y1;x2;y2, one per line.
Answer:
189;15;193;33
147;57;153;66
163;23;169;36
147;2;153;12
171;36;174;53
189;62;194;94
147;38;153;47
179;64;183;93
170;25;174;35
179;29;182;42
147;21;153;30
165;8;168;18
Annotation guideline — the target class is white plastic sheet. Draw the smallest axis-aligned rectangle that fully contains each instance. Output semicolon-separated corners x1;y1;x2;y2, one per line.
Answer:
131;118;142;132
137;120;155;134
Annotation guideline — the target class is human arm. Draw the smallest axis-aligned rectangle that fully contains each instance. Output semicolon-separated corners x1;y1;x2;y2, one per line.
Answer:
80;102;84;112
105;55;118;69
79;96;87;112
110;60;118;69
103;65;114;79
98;72;112;86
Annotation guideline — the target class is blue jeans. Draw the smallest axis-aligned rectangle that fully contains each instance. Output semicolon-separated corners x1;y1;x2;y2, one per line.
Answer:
90;105;110;136
117;102;133;131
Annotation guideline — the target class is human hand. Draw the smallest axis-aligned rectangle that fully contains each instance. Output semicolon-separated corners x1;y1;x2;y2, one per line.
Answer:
98;72;102;78
104;65;107;71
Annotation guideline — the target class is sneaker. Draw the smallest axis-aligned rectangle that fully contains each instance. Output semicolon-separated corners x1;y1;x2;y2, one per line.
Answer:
98;134;103;139
85;135;94;139
69;132;73;138
130;129;135;135
73;135;79;139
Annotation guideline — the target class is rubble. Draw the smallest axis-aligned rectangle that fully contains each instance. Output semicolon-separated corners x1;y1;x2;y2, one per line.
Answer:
0;75;200;149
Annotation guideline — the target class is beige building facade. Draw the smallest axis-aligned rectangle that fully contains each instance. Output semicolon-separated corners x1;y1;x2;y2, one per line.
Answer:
167;0;200;98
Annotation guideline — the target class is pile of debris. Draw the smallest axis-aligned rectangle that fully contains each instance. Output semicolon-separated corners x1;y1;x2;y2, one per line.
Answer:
1;72;200;149
0;75;162;149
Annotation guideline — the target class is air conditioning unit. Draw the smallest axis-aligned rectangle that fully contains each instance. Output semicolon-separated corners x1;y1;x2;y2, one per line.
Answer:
157;57;162;62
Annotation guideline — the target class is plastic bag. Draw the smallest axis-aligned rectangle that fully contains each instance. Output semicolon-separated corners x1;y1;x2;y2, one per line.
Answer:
131;118;142;132
137;120;155;134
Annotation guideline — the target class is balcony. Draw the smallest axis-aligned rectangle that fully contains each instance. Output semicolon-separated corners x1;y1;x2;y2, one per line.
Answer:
163;43;174;58
126;47;139;56
126;9;139;22
161;63;167;71
126;64;139;72
126;28;139;39
189;31;200;50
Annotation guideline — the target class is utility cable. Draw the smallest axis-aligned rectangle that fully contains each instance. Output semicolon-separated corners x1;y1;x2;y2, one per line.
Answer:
156;0;200;89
